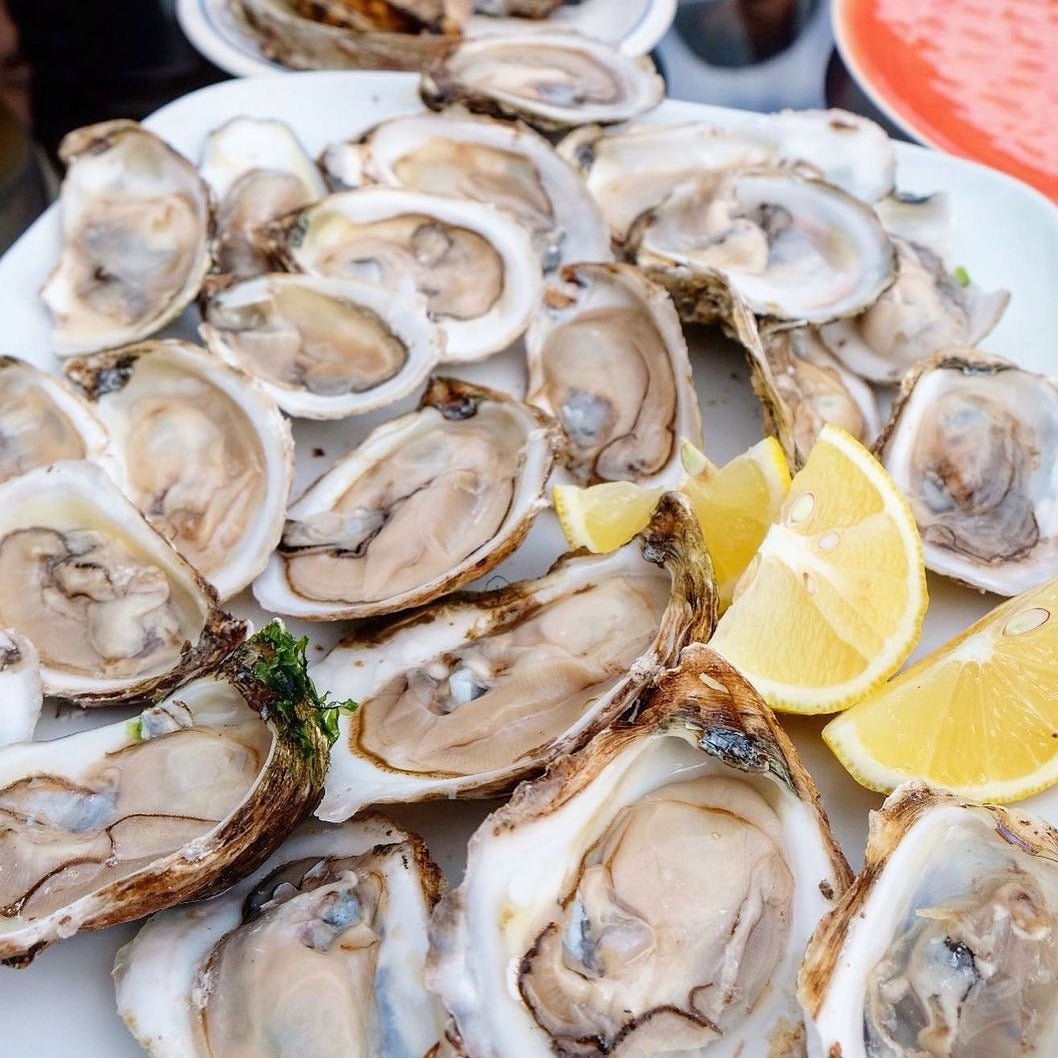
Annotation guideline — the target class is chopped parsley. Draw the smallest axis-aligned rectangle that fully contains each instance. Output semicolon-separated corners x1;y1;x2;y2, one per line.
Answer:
953;265;971;288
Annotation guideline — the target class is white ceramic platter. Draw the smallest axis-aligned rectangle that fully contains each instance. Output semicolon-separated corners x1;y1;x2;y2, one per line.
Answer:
175;0;677;78
2;71;1058;1055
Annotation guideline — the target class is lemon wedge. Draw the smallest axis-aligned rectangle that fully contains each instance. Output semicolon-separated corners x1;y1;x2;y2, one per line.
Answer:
553;481;663;553
708;424;927;714
825;576;1058;802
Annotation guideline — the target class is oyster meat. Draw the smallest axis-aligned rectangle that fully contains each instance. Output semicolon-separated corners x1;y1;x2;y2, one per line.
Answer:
200;116;326;278
320;111;612;270
526;262;701;485
0;630;41;748
115;818;448;1058
0;623;330;967
473;0;561;14
41;121;211;356
420;33;664;132
800;782;1058;1058
66;341;294;601
429;643;850;1057
314;493;714;819
878;350;1058;595
0;355;111;485
0;460;245;706
254;377;558;620
265;186;540;362
201;273;444;419
628;168;897;326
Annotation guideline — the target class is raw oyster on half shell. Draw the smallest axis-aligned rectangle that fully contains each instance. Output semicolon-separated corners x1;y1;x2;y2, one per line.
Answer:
0;622;330;967
254;377;559;620
313;492;714;819
0;630;41;748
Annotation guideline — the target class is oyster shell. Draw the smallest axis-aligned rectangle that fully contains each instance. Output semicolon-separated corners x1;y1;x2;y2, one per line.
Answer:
265;186;540;363
200;116;326;279
65;340;294;601
800;782;1058;1058
560;109;896;244
41;121;211;356
114;818;448;1058
526;262;701;485
200;273;444;419
473;0;560;14
0;460;246;706
420;33;664;132
878;350;1058;595
628;168;897;327
428;643;851;1057
0;630;41;748
0;622;330;967
289;0;468;33
313;492;714;819
320;110;613;270
0;355;111;485
254;377;559;620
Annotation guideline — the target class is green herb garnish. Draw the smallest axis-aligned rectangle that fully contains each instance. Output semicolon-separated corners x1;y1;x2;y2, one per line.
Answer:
125;717;144;741
953;265;971;288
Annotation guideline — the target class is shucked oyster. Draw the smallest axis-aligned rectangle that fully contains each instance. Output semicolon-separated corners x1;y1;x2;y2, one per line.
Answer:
115;818;448;1058
429;643;851;1057
41;121;211;356
0;622;330;967
0;460;245;706
66;340;294;601
420;33;664;132
628;168;897;327
878;350;1058;595
526;262;701;485
0;355;111;485
200;116;326;278
320;110;612;270
0;630;41;748
313;493;714;819
254;377;558;620
201;273;444;419
800;782;1058;1058
265;186;540;363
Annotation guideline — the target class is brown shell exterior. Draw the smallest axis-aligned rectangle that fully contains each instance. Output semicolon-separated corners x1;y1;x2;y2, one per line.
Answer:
0;628;330;967
797;781;1058;1019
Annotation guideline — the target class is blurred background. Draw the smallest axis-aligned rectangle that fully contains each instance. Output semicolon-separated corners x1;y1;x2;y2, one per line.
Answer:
0;0;903;254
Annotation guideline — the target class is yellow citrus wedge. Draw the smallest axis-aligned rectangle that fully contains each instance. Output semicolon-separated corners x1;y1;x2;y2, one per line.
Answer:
708;424;927;715
679;437;790;608
553;481;663;553
825;576;1058;802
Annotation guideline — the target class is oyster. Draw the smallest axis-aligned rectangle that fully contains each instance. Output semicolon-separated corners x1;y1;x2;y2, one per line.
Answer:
0;622;330;967
201;273;444;419
320;111;612;270
560;109;896;244
0;460;245;706
420;33;664;132
288;0;468;32
0;630;41;748
114;818;448;1058
65;340;294;601
200;116;326;278
526;262;701;485
473;0;560;14
428;643;851;1057
628;168;897;326
265;187;540;362
800;782;1058;1058
314;493;714;819
41;121;211;356
0;355;111;485
878;350;1058;595
254;377;558;620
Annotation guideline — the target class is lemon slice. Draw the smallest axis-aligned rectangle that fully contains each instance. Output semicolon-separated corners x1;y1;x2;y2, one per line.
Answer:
825;577;1058;802
708;424;927;714
679;437;790;607
553;481;663;553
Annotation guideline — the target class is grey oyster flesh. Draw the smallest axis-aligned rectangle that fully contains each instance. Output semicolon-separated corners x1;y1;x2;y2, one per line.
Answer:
0;685;269;921
864;873;1058;1058
192;843;442;1057
0;527;202;681
353;571;669;776
280;402;534;605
